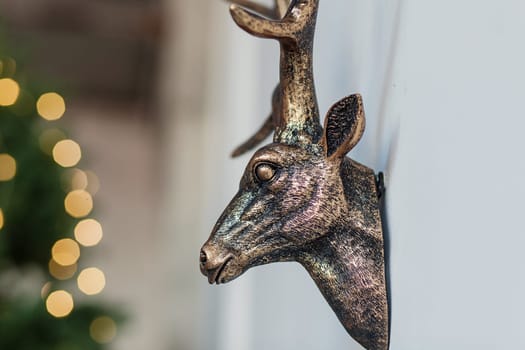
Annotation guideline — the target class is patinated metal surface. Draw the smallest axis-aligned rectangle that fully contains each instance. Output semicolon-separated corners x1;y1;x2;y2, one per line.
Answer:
199;1;389;349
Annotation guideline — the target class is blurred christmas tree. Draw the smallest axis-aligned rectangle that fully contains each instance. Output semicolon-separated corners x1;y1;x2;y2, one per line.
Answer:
0;43;121;349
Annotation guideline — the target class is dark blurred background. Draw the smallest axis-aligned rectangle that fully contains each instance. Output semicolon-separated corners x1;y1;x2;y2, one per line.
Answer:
2;0;163;108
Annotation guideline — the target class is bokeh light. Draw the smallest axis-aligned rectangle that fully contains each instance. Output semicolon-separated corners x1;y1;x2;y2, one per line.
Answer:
53;139;82;167
71;168;88;190
52;238;80;266
0;208;4;230
0;78;20;106
46;290;74;318
90;316;117;344
39;128;66;155
74;219;103;247
36;92;66;120
64;190;93;218
41;282;52;299
77;267;105;295
49;258;78;280
85;170;100;195
0;57;16;77
0;153;16;181
61;168;88;192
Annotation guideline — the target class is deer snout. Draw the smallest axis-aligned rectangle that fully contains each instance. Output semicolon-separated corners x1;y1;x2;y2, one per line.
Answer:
199;244;233;284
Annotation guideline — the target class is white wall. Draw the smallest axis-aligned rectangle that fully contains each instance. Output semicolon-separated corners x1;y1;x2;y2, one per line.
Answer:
387;1;525;348
160;0;525;349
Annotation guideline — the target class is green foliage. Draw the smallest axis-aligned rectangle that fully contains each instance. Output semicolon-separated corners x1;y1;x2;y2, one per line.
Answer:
0;97;74;268
0;46;122;349
0;298;123;350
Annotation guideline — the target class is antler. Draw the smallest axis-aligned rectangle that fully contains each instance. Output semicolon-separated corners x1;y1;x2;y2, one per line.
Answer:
227;0;287;157
231;85;281;157
225;0;288;19
230;0;323;148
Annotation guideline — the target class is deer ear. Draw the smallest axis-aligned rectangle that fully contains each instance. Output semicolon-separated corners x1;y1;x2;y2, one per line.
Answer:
321;94;365;161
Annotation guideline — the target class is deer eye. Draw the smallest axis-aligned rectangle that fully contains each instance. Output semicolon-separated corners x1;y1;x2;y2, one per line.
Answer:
254;163;277;182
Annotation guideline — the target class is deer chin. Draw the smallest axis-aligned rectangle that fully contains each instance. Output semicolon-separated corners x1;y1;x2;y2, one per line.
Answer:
214;257;245;284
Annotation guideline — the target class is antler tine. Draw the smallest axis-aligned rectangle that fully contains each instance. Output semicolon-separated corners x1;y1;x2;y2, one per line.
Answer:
231;0;322;146
230;0;319;44
229;5;288;40
231;116;273;157
224;0;277;19
229;1;289;157
225;0;290;19
232;85;281;157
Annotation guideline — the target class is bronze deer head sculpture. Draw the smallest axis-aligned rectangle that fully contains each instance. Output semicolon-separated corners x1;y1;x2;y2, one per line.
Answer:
199;1;389;349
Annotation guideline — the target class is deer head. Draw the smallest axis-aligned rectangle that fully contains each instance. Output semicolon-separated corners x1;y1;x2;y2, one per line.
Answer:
199;1;389;349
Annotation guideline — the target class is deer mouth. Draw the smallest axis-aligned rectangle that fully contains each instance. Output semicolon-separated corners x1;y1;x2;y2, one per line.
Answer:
202;254;233;285
214;256;234;284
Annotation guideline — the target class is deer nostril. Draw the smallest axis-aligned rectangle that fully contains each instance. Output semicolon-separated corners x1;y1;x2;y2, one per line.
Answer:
199;250;207;264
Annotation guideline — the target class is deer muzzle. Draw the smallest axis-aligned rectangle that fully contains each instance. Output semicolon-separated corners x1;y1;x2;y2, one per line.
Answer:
199;243;233;284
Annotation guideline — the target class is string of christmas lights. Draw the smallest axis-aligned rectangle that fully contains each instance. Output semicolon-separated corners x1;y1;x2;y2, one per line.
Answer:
0;54;120;347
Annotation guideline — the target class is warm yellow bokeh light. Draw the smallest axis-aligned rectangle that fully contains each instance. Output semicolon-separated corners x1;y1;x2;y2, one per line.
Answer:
49;258;78;280
64;190;93;218
37;92;66;120
0;153;16;181
0;208;4;230
41;282;52;299
46;290;74;318
90;316;117;344
0;78;20;106
53;139;81;168
85;170;100;195
39;128;66;155
61;168;88;192
52;238;80;266
77;267;105;295
71;168;88;190
74;219;103;247
1;57;16;76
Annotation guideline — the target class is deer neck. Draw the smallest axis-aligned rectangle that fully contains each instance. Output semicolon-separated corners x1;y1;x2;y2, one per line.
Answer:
297;160;389;350
298;229;388;350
